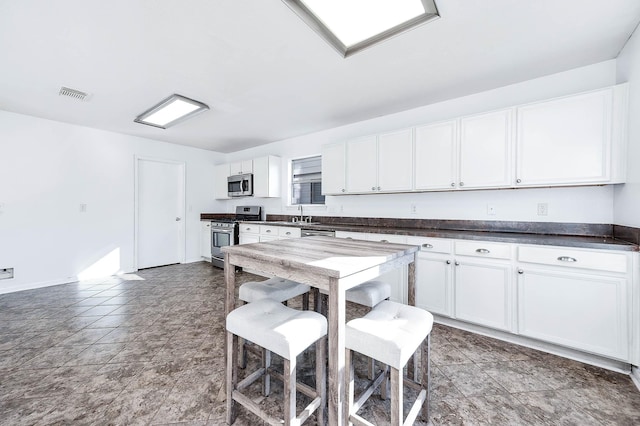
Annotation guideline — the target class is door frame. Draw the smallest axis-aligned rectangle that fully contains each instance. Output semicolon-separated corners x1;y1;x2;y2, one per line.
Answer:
134;155;187;271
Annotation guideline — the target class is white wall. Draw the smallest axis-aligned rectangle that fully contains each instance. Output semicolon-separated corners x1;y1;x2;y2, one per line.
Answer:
615;25;640;227
225;61;619;224
0;110;223;293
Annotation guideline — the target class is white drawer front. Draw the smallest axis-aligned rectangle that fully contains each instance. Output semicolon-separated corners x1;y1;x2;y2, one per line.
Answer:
367;233;407;244
335;231;367;240
260;225;279;236
406;236;452;254
518;246;628;273
279;227;301;238
241;224;260;234
455;240;512;260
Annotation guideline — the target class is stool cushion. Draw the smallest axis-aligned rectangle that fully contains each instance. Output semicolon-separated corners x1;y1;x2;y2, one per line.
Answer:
346;300;433;370
227;298;327;360
346;280;391;307
239;277;310;303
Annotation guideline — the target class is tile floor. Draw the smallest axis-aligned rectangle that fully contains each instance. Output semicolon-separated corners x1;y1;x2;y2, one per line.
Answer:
0;262;639;425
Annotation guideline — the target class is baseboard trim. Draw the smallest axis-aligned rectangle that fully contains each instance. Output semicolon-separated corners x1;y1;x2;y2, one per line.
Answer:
435;315;632;374
631;366;640;391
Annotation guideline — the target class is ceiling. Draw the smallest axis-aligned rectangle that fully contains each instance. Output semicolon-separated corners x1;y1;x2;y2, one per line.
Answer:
1;1;639;153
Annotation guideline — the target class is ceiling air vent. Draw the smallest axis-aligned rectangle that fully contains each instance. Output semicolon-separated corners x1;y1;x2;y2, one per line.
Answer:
59;86;89;101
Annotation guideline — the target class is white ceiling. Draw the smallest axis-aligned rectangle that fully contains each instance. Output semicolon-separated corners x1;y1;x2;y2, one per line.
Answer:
1;1;639;153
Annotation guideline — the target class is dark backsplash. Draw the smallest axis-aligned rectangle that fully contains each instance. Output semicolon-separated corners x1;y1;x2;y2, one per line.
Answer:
266;215;614;238
613;225;640;245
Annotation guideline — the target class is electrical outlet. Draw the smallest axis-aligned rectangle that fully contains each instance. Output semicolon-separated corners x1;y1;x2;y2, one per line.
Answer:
537;203;548;216
410;204;417;214
0;268;14;280
487;204;496;215
79;203;87;213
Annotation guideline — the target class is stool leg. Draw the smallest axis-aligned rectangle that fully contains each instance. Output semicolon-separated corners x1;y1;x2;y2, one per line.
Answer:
380;365;389;400
312;288;321;313
346;348;354;422
226;331;238;425
421;334;431;422
316;337;327;426
239;301;247;369
302;291;310;310
263;348;271;396
390;367;403;426
283;357;296;426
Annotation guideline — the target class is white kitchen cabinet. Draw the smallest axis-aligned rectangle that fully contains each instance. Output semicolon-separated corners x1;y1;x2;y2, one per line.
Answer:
516;85;628;186
229;159;253;176
407;236;454;317
414;121;457;190
214;164;230;200
517;267;629;360
377;129;413;192
238;223;260;245
239;224;301;244
345;136;378;193
200;221;212;260
459;108;514;189
454;258;513;332
321;142;346;195
253;155;280;198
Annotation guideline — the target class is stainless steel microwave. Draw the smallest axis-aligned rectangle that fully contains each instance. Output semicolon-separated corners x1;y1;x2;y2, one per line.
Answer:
228;173;253;197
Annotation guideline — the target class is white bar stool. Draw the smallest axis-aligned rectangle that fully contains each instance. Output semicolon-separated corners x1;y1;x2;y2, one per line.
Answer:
345;300;433;426
238;277;313;368
316;279;391;313
226;298;327;426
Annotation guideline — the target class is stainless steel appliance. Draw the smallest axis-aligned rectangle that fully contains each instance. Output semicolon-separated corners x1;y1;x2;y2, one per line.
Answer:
301;229;335;237
210;205;262;268
227;173;253;197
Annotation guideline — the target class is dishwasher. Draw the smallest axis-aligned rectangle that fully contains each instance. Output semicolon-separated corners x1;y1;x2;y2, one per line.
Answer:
301;229;335;238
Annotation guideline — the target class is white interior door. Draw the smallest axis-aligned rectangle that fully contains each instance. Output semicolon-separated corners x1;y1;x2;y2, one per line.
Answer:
137;158;185;269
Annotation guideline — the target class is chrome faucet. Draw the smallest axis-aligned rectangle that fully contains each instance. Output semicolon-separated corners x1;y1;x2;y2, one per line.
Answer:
299;205;304;222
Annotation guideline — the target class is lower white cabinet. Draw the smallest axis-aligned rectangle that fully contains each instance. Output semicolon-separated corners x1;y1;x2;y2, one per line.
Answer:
454;259;513;332
239;224;300;245
517;267;629;360
201;221;212;259
414;252;453;316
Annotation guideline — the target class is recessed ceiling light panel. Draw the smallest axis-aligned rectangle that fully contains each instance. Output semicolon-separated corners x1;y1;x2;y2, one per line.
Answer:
134;94;209;129
282;0;439;57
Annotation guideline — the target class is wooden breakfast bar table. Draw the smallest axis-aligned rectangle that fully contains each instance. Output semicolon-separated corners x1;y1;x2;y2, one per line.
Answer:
223;235;419;426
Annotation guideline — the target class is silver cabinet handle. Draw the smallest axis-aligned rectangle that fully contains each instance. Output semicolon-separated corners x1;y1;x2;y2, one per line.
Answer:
371;186;376;190
341;188;345;192
451;182;456;187
446;260;451;265
516;178;522;184
265;229;271;233
455;261;460;266
422;243;433;249
377;186;381;190
285;232;291;235
175;217;182;221
380;239;389;243
518;269;524;274
246;227;251;231
476;248;490;254
459;182;465;187
557;256;577;263
346;237;353;239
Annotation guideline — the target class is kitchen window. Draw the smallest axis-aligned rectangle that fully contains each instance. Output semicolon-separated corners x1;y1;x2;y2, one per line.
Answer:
291;155;325;205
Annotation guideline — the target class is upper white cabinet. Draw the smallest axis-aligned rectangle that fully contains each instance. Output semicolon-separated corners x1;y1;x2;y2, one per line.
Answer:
378;129;414;192
414;121;457;190
229;159;253;176
322;84;628;195
214;164;230;200
253;155;280;198
516;85;627;186
346;136;378;193
459;109;514;189
321;142;346;194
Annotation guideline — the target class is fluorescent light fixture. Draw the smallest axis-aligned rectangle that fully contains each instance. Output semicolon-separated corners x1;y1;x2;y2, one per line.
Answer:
134;94;209;129
282;0;439;57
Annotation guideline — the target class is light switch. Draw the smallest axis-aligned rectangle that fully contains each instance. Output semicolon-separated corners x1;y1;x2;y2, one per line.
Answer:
79;204;87;213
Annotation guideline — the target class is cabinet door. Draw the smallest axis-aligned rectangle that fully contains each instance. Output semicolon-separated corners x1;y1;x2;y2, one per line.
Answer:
321;143;346;195
454;259;513;331
253;155;280;198
214;164;230;199
516;89;612;186
415;252;453;317
414;121;457;190
201;221;212;258
459;109;513;189
229;160;253;175
518;267;629;360
378;129;413;192
239;233;259;245
367;233;407;303
346;136;377;193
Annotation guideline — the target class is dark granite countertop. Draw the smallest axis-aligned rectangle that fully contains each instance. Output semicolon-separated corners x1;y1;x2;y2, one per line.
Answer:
235;220;639;252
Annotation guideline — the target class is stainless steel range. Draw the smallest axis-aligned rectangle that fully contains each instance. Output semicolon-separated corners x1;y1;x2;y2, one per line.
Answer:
210;205;262;268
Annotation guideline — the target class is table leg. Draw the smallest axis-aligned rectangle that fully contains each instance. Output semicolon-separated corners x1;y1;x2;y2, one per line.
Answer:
408;259;416;307
327;278;346;426
224;253;236;316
